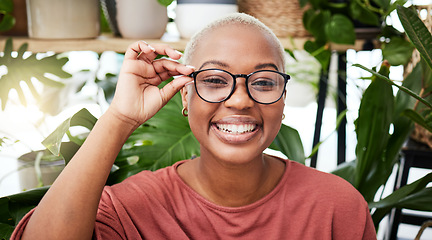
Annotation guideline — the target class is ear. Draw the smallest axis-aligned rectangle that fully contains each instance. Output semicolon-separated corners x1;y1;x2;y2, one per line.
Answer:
180;86;190;110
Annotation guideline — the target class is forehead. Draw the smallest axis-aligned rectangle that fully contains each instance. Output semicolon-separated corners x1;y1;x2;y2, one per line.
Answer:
190;24;283;70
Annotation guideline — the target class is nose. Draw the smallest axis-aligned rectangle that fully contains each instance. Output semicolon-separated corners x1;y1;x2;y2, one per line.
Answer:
223;79;254;110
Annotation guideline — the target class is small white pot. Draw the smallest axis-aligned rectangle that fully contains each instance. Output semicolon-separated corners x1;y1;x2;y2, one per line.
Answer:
176;0;238;39
116;0;168;39
26;0;100;39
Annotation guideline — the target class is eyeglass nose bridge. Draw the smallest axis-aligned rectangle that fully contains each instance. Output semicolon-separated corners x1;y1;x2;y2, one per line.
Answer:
232;73;249;80
225;73;255;103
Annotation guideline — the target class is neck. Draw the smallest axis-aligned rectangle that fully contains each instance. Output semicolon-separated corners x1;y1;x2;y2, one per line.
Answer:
184;153;285;207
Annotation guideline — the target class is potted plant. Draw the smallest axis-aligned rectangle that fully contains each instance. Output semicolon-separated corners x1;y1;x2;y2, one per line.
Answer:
237;0;309;38
114;0;174;39
175;0;238;39
25;0;100;39
299;0;413;70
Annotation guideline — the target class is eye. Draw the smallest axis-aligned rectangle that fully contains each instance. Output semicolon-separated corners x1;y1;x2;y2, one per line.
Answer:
198;75;230;88
203;77;228;85
250;77;277;91
251;78;276;86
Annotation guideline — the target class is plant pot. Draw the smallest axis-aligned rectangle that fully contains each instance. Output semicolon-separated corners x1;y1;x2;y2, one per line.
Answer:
26;0;100;39
175;0;238;39
237;0;308;38
17;150;64;191
116;0;168;39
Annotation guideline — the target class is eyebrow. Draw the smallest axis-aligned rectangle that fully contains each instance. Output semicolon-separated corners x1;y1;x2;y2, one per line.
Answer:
199;60;229;70
199;61;280;71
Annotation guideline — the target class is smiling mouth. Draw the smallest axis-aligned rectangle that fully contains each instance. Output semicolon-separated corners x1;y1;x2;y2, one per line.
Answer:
215;123;257;134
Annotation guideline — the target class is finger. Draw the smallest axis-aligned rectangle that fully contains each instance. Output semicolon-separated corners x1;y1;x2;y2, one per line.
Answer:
150;44;183;60
152;58;195;79
124;41;156;61
159;76;193;104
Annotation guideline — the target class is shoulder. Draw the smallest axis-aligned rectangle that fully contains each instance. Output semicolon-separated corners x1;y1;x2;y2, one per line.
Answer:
284;160;367;207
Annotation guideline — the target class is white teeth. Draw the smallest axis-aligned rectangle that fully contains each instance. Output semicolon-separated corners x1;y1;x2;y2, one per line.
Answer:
216;123;256;134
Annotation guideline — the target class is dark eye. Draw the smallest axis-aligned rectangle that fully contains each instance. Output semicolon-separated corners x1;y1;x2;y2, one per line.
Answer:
250;78;277;91
203;77;228;85
198;75;230;88
251;78;276;86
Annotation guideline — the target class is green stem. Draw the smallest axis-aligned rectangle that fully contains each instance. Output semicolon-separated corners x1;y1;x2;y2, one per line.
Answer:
353;64;432;109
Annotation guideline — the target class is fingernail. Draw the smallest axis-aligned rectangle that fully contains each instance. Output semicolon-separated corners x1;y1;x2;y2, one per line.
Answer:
141;40;148;44
185;80;194;86
148;45;156;52
175;50;183;55
186;65;196;70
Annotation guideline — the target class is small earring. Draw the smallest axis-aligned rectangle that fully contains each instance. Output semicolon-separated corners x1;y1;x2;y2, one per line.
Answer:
182;107;188;117
282;114;285;120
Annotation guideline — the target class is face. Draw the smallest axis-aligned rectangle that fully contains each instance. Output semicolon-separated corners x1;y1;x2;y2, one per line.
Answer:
181;24;285;165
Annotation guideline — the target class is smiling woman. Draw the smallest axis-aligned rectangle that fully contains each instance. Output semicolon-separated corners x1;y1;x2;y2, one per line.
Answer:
11;13;376;240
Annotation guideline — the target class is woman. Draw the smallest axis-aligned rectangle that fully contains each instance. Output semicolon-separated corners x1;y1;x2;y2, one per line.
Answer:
12;13;376;239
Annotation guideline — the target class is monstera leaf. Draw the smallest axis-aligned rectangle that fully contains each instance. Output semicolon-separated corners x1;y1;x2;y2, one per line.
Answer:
0;38;71;110
41;88;201;185
106;92;200;184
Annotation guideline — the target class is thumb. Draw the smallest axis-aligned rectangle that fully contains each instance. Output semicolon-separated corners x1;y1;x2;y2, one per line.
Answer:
159;76;193;105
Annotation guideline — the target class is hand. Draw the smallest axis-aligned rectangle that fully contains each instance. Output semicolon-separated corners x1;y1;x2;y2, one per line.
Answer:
108;41;194;128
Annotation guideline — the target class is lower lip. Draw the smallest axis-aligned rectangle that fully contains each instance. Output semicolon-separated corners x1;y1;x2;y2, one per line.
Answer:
211;124;259;144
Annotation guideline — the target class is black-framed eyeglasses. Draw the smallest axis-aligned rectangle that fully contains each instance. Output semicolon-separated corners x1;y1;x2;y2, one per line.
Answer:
188;68;290;105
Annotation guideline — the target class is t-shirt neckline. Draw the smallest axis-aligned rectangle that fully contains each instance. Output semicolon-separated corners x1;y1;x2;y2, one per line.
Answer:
171;157;291;213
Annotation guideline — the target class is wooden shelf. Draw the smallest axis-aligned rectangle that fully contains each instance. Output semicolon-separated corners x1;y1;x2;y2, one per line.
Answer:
0;34;369;53
0;35;372;53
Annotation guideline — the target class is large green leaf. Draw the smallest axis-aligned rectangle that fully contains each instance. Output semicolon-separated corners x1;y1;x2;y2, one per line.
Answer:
382;37;414;66
402;109;432;132
370;173;432;225
269;124;305;164
365;62;423;202
325;14;355;45
0;39;72;110
380;62;422;190
355;63;394;201
0;186;49;239
107;92;200;184
304;9;331;44
350;1;380;26
42;108;97;156
397;6;432;71
304;41;331;70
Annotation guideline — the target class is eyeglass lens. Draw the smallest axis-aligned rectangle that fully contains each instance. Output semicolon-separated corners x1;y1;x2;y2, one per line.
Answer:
194;69;286;104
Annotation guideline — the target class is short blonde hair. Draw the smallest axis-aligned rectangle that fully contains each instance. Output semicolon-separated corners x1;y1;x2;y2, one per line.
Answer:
182;13;286;71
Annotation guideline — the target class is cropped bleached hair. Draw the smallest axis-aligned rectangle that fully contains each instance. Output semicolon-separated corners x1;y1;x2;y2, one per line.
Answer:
182;13;286;71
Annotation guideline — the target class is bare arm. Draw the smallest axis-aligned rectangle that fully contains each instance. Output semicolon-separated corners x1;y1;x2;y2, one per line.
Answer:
20;42;194;240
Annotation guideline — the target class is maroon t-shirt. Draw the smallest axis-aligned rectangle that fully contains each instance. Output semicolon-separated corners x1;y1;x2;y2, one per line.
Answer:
12;159;376;239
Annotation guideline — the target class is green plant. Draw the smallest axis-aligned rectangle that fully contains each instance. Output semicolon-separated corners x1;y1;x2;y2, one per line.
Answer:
332;5;432;228
299;0;413;70
0;0;15;32
0;38;72;110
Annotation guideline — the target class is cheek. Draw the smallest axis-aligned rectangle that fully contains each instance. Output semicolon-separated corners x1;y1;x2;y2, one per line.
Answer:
187;94;213;135
263;103;285;136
